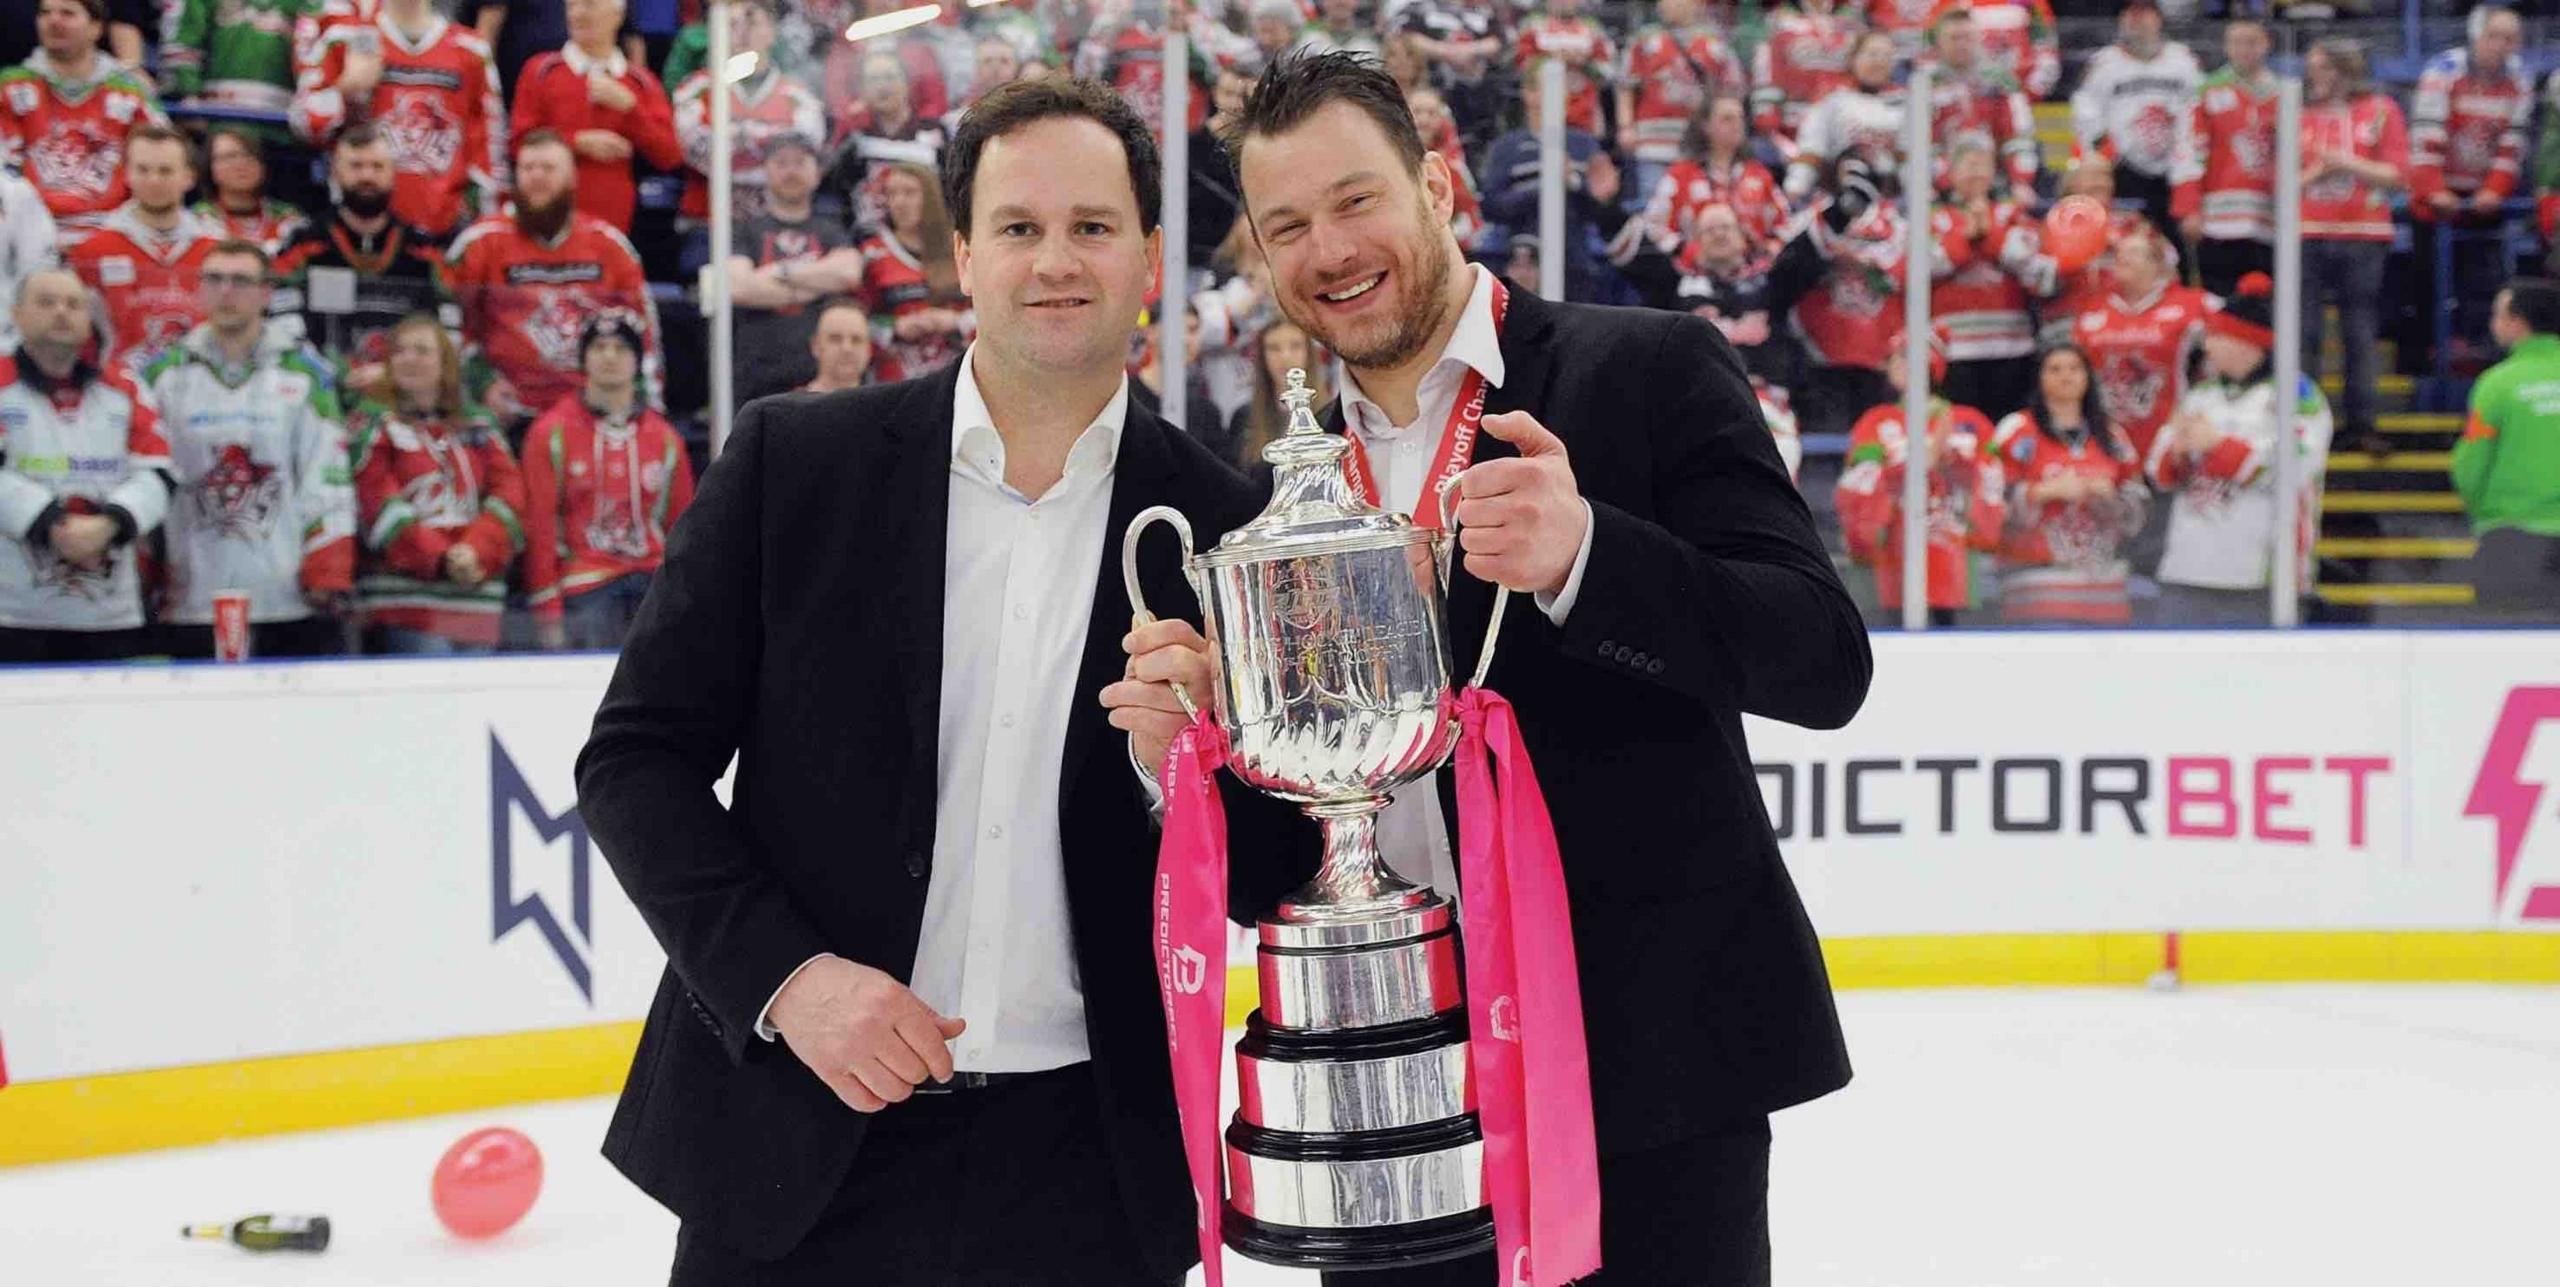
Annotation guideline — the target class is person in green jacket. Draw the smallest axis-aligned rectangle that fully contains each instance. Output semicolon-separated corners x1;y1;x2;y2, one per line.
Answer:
2455;278;2560;621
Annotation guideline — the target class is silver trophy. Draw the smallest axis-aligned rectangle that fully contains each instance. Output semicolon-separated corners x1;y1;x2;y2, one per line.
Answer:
1123;370;1506;1269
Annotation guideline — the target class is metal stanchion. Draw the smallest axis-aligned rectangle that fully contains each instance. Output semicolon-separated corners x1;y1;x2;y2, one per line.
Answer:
707;0;734;457
1159;18;1189;430
2271;77;2303;627
1538;57;1565;301
1900;65;1934;632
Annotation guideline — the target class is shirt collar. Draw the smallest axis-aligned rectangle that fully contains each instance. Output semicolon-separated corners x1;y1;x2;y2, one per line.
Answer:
1339;263;1505;436
949;344;1130;486
562;43;628;79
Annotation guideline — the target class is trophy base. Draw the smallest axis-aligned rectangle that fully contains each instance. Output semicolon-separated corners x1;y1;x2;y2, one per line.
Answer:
1222;1206;1495;1272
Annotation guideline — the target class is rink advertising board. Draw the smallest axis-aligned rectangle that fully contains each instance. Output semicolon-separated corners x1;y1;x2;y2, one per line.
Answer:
2;634;2557;1162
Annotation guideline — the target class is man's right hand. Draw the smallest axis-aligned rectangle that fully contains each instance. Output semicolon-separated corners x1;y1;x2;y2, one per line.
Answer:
768;956;968;1112
338;51;383;100
2178;212;2204;245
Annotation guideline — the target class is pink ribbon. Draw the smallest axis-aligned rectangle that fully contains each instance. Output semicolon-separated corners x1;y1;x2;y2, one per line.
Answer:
1152;714;1235;1287
1454;688;1603;1287
1150;692;1603;1287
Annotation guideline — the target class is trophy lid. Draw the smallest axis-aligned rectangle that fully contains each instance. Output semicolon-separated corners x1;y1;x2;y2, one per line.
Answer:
1198;368;1430;567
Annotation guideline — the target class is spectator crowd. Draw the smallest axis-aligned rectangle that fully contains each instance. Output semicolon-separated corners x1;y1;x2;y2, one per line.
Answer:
2;0;2558;660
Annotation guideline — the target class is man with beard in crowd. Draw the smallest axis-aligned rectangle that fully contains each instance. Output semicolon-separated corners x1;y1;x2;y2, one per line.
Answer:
273;125;457;393
447;128;660;431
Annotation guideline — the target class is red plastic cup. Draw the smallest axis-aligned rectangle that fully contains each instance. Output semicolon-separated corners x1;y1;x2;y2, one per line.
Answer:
211;591;252;663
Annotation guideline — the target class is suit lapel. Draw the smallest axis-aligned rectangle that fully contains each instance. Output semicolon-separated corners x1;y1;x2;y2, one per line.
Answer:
884;365;964;806
1057;397;1182;813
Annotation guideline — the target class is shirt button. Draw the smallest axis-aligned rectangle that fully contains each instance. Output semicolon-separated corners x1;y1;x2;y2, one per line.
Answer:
1013;604;1030;621
987;823;1005;840
905;850;927;878
1000;712;1017;728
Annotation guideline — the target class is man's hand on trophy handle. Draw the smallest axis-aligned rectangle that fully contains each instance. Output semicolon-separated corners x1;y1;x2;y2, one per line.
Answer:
1455;411;1586;596
1106;617;1216;771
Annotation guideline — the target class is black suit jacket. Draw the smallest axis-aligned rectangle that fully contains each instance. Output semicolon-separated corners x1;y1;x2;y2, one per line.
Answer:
1326;287;1873;1156
576;364;1307;1273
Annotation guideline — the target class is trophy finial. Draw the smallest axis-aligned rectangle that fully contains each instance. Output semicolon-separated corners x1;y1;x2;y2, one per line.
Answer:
1280;367;1322;436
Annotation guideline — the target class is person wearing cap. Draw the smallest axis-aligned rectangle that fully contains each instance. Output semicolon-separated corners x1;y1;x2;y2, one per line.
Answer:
2147;272;2333;625
1835;321;2006;626
520;308;695;650
726;130;868;403
671;0;824;228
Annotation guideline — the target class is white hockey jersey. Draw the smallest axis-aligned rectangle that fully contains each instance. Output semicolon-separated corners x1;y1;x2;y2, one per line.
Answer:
0;169;60;353
140;323;356;624
2071;42;2205;179
2149;372;2333;591
0;356;173;629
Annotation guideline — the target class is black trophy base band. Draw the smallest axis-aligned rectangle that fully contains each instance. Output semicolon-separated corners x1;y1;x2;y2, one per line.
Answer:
1239;1007;1468;1061
1222;1205;1496;1271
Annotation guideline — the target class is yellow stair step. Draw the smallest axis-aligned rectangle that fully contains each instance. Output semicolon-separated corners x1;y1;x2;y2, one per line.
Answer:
2316;537;2479;559
2329;451;2451;471
2314;582;2477;606
2323;492;2467;513
2379;413;2462;433
2321;373;2417;397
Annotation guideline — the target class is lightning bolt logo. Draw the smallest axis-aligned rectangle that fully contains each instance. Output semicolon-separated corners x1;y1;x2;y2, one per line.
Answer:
2462;687;2560;924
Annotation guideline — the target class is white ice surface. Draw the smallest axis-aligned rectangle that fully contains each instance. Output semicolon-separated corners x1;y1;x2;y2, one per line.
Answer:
4;984;2554;1285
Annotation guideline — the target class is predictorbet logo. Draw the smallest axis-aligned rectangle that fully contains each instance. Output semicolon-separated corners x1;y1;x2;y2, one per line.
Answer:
2464;687;2560;925
489;732;595;1000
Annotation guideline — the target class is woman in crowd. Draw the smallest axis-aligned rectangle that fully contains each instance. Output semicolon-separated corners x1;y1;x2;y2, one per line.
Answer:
1219;318;1327;477
855;160;974;384
2148;274;2333;625
1645;94;1790;265
348;314;526;655
1991;343;2151;626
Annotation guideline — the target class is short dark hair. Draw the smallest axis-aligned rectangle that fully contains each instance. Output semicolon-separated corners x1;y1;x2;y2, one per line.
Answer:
1223;50;1425;172
203;238;273;272
814;296;871;326
125;122;198;173
516;128;573;161
2501;279;2560;335
944;77;1161;239
335;123;389;154
55;0;109;23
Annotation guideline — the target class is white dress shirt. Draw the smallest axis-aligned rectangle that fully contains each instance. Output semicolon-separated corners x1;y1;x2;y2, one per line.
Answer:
759;346;1126;1073
1332;265;1595;904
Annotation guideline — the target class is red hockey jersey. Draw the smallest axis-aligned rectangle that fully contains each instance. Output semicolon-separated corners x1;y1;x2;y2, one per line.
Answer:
1928;62;2039;192
1971;0;2060;100
1619;24;1748;164
1750;9;1857;150
518;394;694;619
348;402;524;645
2300;93;2408;242
65;205;220;381
445;213;662;418
508;47;684;233
856;233;975;384
292;13;505;237
2408;47;2531;207
2071;281;2207;463
1791;202;1964;373
1932;201;2055;362
0;55;167;228
1516;13;1616;136
1645;156;1790;263
673;66;825;221
191;198;309;253
1989;410;2150;624
2038;206;2147;347
1836;397;2006;611
2171;67;2279;244
1866;0;1934;60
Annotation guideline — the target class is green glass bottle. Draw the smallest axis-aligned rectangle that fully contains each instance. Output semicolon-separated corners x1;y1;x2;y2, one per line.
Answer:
181;1214;331;1252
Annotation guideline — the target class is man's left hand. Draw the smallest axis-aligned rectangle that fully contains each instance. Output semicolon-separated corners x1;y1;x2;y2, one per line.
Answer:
1452;411;1586;596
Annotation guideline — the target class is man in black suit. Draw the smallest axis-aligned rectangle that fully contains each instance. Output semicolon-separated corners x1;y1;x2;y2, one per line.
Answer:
575;77;1304;1286
1219;52;1874;1285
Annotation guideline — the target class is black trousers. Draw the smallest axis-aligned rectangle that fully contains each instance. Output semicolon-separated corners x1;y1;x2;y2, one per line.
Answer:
1797;366;1895;444
1322;1116;1774;1287
0;626;151;664
1943;355;2036;424
667;1064;1175;1287
2193;237;2273;300
159;615;347;660
2468;527;2560;624
2113;164;2185;264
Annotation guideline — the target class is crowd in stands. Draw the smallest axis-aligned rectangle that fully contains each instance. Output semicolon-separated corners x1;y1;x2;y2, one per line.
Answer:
1;0;2557;662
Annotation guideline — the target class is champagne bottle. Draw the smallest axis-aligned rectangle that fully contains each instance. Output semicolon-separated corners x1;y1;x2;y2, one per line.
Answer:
181;1214;331;1252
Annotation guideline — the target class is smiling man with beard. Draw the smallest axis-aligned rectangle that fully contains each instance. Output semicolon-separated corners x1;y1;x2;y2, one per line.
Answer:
1222;51;1870;1286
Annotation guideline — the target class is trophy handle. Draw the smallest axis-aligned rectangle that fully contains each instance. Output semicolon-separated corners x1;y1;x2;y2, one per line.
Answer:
1434;478;1510;691
1121;506;1204;722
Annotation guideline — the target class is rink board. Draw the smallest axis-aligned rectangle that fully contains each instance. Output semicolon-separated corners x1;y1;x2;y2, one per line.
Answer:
3;633;2558;1163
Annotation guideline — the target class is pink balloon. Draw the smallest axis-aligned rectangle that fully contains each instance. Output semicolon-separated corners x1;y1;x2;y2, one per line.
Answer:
2043;195;2110;275
432;1127;543;1239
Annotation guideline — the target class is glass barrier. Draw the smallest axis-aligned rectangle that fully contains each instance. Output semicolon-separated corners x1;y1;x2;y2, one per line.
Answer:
4;0;2556;671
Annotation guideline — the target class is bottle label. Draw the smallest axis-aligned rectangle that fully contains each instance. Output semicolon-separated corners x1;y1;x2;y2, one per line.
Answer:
264;1217;314;1234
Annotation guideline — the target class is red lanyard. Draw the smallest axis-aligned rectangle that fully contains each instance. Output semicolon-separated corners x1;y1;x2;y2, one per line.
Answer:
1341;276;1509;531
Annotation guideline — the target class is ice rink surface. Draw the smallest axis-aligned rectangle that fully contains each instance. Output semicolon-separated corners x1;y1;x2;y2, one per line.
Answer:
6;984;2555;1286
